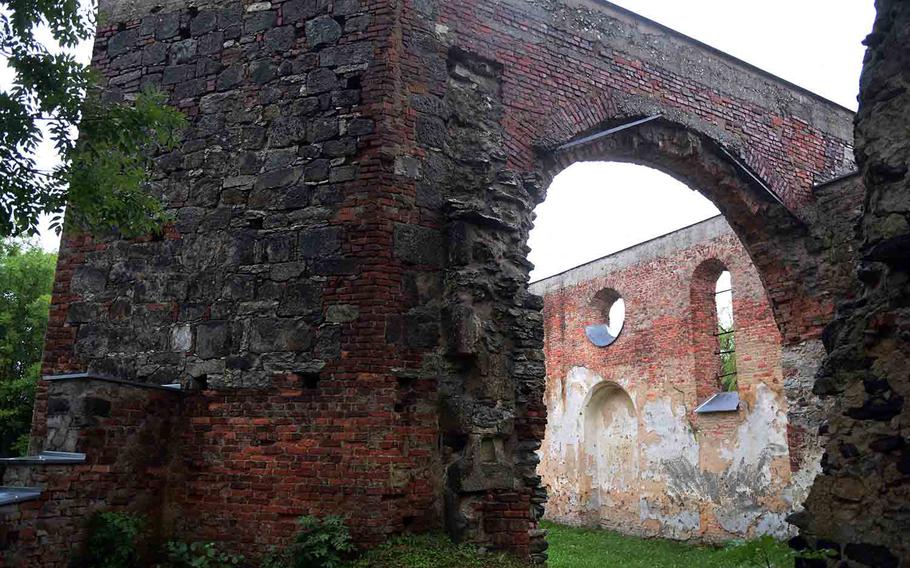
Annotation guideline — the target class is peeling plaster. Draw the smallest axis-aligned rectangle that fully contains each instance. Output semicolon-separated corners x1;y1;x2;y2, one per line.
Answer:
542;372;802;541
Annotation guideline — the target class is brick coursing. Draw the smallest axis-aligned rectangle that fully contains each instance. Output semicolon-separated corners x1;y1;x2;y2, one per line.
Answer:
4;0;871;564
533;218;800;541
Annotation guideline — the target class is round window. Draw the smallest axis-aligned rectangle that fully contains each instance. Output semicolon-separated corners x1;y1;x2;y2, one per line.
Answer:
585;289;625;347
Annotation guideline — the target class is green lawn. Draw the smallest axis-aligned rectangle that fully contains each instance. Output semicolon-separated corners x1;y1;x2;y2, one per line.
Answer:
544;522;794;568
349;523;797;568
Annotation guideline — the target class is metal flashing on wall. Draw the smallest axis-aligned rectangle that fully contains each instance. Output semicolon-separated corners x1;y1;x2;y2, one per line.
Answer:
695;391;740;414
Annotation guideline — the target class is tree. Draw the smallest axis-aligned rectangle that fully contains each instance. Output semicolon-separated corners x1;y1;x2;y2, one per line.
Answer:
0;0;185;238
0;239;55;456
718;322;737;391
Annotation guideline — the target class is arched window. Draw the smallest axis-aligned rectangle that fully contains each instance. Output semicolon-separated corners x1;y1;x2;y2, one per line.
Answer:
714;271;737;391
691;260;739;408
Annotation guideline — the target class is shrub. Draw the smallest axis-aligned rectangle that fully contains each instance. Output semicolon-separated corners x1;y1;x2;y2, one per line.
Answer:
85;511;147;568
268;515;354;568
160;541;245;568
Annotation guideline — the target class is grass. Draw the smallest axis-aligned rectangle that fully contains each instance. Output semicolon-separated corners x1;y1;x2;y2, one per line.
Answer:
348;523;797;568
544;522;795;568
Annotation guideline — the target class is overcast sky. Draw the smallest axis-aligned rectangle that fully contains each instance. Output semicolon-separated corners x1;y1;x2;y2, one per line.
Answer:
7;1;876;261
528;0;875;281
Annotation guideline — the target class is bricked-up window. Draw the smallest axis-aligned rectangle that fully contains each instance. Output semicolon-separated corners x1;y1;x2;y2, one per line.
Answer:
691;259;736;402
715;271;737;391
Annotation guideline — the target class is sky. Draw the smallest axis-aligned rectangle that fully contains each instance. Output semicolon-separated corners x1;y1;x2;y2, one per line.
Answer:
527;0;875;281
3;1;876;259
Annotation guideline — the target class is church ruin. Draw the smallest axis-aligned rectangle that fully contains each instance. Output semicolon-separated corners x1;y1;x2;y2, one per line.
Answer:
2;0;908;566
533;216;816;541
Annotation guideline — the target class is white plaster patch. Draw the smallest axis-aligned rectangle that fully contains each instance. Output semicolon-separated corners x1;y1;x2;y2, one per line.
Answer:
719;384;788;491
639;498;700;538
640;398;698;480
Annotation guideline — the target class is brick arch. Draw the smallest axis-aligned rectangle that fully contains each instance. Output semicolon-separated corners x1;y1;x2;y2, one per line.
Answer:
534;90;791;210
532;116;817;344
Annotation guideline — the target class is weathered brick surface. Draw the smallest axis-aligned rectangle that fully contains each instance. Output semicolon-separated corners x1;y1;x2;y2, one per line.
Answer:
1;379;182;567
13;0;872;564
533;217;808;541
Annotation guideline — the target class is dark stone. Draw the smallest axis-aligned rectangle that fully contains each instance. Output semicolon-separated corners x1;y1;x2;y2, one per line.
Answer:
319;42;373;67
306;16;342;47
347;118;374;136
279;280;322;316
416;116;447;148
256;168;302;190
84;397;112;418
323;138;357;157
196;321;231;358
394;224;445;266
244;11;277;35
107;29;138;57
170;39;198;64
308;117;339;142
298;227;342;258
250;60;277;84
249;318;312;353
162;64;195;85
333;0;360;15
142;42;168;65
306;68;338;94
304;159;330;182
216;65;245;91
269;117;308;147
47;398;70;415
265;25;296;52
190;11;218;35
66;302;101;323
71;267;108;295
282;0;318;22
844;543;898;568
155;13;182;40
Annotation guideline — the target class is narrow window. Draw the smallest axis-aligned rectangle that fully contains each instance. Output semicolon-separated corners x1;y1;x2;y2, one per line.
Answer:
714;271;737;391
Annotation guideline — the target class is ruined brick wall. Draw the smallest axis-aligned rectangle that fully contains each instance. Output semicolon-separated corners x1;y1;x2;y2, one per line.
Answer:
28;0;445;558
22;0;867;562
794;2;910;566
1;379;182;567
533;217;802;541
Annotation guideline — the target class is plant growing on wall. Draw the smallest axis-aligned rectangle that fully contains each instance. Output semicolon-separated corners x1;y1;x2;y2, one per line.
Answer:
160;541;246;568
263;515;355;568
85;511;147;568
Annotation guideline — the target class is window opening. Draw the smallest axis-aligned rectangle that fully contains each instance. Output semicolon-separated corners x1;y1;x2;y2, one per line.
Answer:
714;270;737;391
585;289;625;348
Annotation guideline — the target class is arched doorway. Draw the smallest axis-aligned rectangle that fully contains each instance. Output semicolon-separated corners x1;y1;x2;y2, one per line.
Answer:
582;382;639;530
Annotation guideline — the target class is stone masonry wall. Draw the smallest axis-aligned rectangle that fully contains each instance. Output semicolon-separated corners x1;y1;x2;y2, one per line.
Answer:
794;2;910;566
533;217;805;541
24;0;868;562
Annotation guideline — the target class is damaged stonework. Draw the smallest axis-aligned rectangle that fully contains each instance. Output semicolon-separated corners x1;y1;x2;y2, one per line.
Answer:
533;217;814;541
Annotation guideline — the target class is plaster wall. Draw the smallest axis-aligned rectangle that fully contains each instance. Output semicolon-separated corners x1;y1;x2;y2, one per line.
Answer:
532;216;808;541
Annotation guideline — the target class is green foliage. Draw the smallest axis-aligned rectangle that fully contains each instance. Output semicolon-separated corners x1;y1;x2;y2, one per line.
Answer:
270;515;355;568
160;541;246;568
85;511;147;568
0;239;55;456
1;0;186;238
344;533;527;568
543;521;794;568
718;322;738;391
